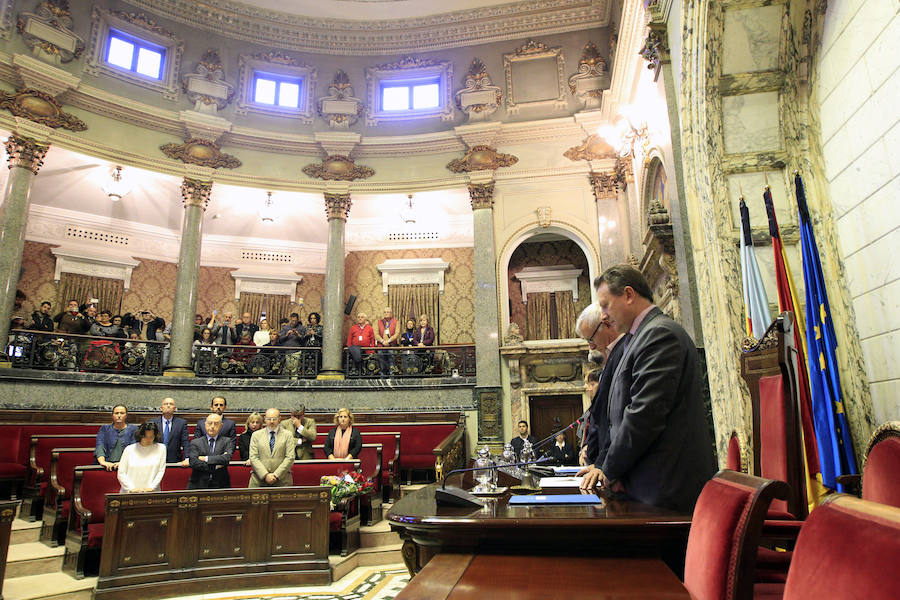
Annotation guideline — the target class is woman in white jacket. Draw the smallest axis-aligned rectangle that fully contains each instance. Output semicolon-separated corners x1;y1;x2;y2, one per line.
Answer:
117;421;167;493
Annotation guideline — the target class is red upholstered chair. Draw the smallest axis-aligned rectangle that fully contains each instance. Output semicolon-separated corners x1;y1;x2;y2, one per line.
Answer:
726;430;749;473
64;466;120;579
160;464;192;491
861;425;900;507
782;495;900;600
683;470;789;600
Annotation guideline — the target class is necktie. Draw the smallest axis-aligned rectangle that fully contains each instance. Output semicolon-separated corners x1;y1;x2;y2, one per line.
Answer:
163;420;170;444
208;438;215;455
269;431;276;453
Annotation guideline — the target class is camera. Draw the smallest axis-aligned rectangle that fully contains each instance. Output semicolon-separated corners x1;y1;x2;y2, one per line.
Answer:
89;298;99;305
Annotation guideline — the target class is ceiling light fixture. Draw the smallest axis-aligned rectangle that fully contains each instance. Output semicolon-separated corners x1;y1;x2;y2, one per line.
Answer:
102;165;132;202
400;193;416;225
596;104;650;158
259;191;275;223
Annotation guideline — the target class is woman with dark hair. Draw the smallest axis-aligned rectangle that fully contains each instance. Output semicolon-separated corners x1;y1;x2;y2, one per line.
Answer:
303;312;323;347
117;421;166;493
324;408;362;460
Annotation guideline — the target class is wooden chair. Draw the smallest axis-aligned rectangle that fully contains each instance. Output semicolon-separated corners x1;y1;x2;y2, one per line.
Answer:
683;470;789;600
781;495;900;599
739;312;807;520
836;421;900;507
726;430;750;473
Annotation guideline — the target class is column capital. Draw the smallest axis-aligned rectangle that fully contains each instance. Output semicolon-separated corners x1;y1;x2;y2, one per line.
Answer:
589;170;619;201
468;182;495;210
181;177;213;209
5;135;49;174
324;192;352;221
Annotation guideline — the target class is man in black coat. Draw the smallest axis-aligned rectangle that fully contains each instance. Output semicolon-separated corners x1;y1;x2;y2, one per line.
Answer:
188;414;233;489
153;397;189;465
509;420;538;460
195;396;237;442
579;265;716;513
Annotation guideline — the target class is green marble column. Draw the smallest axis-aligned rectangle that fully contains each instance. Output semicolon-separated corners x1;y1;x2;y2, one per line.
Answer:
318;192;352;379
164;178;211;377
0;135;49;358
469;182;503;443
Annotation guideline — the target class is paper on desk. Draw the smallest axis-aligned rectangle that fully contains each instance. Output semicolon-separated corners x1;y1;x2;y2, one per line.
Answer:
539;476;584;488
552;466;582;475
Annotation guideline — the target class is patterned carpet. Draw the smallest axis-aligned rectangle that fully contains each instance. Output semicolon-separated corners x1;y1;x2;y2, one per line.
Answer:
166;565;410;600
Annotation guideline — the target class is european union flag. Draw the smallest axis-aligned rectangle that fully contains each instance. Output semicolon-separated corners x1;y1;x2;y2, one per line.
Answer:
794;173;858;489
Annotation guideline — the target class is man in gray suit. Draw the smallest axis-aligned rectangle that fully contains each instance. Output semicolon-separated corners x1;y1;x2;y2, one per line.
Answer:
579;265;715;513
249;408;295;487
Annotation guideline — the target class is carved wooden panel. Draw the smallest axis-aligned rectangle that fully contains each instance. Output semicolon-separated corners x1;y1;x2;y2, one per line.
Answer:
198;511;246;562
115;513;172;569
271;509;315;557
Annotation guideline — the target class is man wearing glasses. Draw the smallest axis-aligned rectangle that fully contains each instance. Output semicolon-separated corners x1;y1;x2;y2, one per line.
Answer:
574;303;624;470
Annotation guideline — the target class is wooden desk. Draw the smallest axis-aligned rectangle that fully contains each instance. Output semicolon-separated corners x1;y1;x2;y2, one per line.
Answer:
388;483;691;575
0;501;17;600
396;553;691;599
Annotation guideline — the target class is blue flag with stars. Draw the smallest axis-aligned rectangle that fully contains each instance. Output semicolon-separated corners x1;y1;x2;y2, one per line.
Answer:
794;172;857;490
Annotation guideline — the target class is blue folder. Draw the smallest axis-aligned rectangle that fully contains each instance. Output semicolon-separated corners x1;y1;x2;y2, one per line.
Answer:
508;494;602;505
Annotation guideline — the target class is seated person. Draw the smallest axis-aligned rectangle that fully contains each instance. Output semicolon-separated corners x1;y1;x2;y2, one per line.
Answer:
324;408;362;460
545;433;576;466
117;421;167;493
238;412;263;462
95;405;138;470
509;420;538;460
187;414;233;489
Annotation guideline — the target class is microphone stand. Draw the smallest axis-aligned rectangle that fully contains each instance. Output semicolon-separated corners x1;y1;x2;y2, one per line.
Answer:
435;457;553;507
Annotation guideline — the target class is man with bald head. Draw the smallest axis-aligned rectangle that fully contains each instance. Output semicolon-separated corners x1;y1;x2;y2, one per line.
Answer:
154;397;189;465
187;413;234;489
248;408;295;487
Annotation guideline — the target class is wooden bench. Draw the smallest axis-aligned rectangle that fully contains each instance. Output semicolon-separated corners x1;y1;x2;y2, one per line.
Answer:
24;434;96;521
353;421;465;482
43;448;95;547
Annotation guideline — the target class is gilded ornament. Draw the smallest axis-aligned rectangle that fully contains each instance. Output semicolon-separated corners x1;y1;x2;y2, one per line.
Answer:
253;50;301;66
182;49;234;112
467;182;495;210
567;42;610;109
0;89;86;131
324;192;352;221
180;177;212;209
447;145;518;174
17;1;84;63
536;206;552;228
109;10;173;37
564;134;617;162
160;138;242;169
377;56;440;70
5;135;50;174
503;322;524;346
515;39;551;55
302;155;374;181
589;170;619;200
454;58;502;121
639;23;669;80
316;70;363;128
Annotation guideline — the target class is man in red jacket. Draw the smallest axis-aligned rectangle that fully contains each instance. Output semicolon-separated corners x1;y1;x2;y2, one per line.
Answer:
346;312;374;372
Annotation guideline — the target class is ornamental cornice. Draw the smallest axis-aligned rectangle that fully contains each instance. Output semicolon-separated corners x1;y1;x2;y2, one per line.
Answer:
161;138;242;169
303;155;374;181
118;0;611;56
564;133;617;162
447;145;518;174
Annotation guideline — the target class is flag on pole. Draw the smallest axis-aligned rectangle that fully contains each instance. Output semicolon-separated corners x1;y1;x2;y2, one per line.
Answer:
739;198;772;338
763;186;823;503
794;172;858;490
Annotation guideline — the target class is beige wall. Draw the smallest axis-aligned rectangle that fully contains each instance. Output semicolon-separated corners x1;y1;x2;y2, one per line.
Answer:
816;0;900;424
344;247;474;344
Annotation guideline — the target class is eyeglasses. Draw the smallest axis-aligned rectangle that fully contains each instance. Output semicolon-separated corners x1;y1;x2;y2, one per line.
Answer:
586;320;604;344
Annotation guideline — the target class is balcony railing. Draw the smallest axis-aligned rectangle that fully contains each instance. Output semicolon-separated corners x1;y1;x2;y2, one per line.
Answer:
6;330;476;380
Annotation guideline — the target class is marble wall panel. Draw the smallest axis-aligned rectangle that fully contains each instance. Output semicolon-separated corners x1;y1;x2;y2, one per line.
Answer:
344;247;474;344
722;92;782;154
726;171;793;230
819;63;873;145
835;176;898;257
860;330;900;387
841;228;900;298
851;279;900;341
506;240;591;337
721;5;782;75
870;381;900;426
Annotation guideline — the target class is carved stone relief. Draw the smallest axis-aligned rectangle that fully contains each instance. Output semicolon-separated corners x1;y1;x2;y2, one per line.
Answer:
455;58;502;122
316;70;363;129
16;0;84;64
182;49;235;113
567;42;610;110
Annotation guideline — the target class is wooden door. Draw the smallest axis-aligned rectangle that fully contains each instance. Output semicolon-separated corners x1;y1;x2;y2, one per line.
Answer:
528;395;582;451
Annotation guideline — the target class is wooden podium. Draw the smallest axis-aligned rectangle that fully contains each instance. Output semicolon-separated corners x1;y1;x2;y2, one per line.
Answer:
94;487;332;600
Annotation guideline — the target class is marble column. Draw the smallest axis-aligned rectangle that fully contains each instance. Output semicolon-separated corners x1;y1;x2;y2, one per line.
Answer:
0;135;50;357
318;191;352;380
164;178;211;377
469;180;503;444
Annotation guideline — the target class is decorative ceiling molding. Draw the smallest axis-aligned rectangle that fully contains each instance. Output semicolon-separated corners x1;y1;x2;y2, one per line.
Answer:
602;0;647;121
182;48;235;113
0;87;85;130
230;270;303;302
119;0;611;56
303;155;374;181
50;246;141;290
563;133;616;162
514;264;584;302
447;145;518;173
160;138;242;169
16;0;85;64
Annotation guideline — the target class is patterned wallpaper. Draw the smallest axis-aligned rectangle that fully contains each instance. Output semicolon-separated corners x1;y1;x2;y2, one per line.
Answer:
344;248;474;344
507;240;591;336
18;241;57;316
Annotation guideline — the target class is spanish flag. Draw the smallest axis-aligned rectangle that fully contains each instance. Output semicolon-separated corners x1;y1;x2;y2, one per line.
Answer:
739;198;772;339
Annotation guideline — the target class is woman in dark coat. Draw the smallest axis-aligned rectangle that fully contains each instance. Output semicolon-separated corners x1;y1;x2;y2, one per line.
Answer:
324;408;362;460
237;412;263;462
546;433;576;466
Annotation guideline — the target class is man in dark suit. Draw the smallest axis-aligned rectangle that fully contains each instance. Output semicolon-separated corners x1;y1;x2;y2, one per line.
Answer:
188;413;233;489
575;303;626;468
509;420;538;460
155;397;189;465
235;312;258;340
579;265;716;513
195;396;236;442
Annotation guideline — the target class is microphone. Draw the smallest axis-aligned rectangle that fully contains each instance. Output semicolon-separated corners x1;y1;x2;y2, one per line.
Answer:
435;457;553;507
531;418;583;453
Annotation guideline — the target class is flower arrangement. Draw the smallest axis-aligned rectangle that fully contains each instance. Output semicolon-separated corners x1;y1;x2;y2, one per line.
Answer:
320;470;374;508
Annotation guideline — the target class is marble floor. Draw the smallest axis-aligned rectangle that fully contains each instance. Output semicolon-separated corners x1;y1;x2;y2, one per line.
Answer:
164;564;410;600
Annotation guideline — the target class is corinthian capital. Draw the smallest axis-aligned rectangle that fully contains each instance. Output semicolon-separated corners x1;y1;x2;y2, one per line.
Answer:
181;177;213;209
468;182;495;210
5;135;49;174
324;192;352;221
589;171;619;201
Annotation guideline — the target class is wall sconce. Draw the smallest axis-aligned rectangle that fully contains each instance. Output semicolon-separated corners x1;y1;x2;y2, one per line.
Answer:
597;104;650;158
102;165;132;201
259;191;275;223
